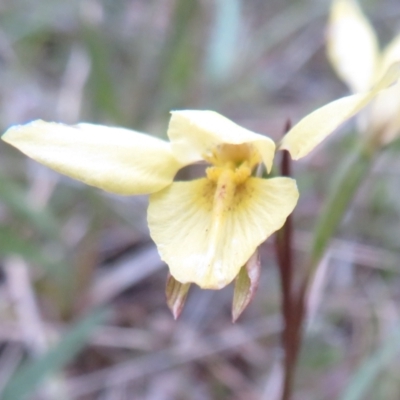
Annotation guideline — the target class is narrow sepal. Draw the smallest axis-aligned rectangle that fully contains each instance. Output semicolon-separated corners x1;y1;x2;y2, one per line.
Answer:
232;250;261;323
165;274;191;320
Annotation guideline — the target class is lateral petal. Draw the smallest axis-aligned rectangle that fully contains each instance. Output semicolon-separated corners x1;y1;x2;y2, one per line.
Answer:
148;177;298;289
327;0;379;93
379;32;400;77
366;34;400;143
279;62;400;159
167;110;276;172
368;83;400;144
2;120;182;195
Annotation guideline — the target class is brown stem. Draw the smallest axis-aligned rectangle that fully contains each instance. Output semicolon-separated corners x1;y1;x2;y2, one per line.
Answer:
275;120;307;400
281;292;305;400
278;212;302;400
277;122;293;326
280;263;311;400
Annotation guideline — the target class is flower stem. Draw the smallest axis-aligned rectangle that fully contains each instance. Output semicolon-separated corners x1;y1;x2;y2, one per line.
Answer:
277;138;378;400
275;146;299;400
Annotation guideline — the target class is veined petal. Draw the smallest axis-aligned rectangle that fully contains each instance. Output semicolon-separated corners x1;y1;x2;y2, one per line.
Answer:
167;110;276;172
327;0;379;93
279;62;400;159
148;177;298;289
2;120;183;195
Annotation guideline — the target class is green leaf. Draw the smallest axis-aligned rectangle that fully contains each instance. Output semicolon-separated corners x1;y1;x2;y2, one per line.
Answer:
311;142;375;266
0;171;60;239
1;308;108;400
206;0;241;83
340;325;400;400
82;23;124;123
0;227;54;269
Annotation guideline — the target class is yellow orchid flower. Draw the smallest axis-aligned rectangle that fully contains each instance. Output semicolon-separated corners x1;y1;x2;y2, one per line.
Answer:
2;77;399;289
327;0;400;144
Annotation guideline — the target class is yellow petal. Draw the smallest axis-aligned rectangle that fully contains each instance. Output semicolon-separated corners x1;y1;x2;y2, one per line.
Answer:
279;62;400;159
167;110;276;172
327;0;379;93
368;83;400;144
379;32;400;77
368;33;400;144
2;120;182;195
148;177;298;289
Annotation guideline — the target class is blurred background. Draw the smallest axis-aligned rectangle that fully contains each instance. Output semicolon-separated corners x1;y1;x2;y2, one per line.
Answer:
0;0;400;399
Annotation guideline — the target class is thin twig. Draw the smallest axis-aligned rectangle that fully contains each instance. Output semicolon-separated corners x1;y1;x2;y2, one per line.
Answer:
66;316;282;398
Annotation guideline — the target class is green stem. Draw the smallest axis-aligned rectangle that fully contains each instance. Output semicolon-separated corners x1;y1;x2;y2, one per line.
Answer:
310;142;377;270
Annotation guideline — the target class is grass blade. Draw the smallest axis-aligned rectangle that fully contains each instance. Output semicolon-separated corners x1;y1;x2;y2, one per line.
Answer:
1;307;108;400
340;325;400;400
